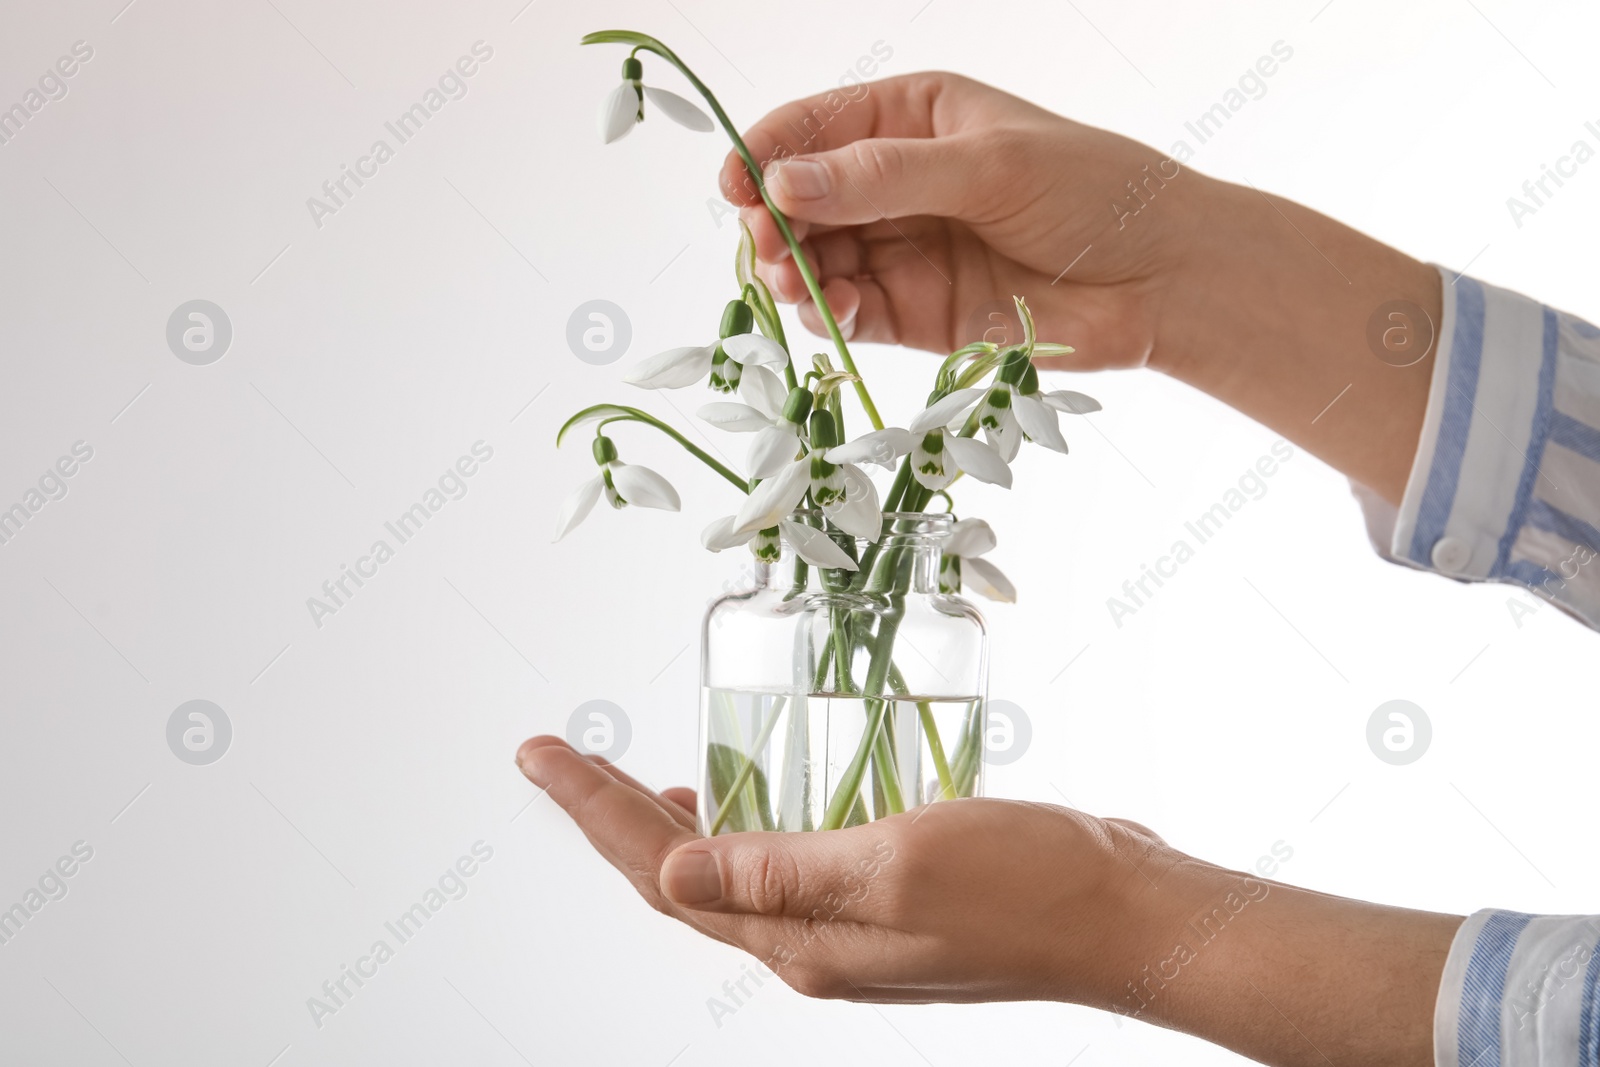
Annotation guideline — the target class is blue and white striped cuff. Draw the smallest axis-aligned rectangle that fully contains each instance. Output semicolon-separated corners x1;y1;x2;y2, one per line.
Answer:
1436;909;1600;1066
1374;266;1600;630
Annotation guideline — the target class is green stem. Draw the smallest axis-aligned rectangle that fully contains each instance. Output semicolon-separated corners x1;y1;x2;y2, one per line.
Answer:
891;665;954;802
708;694;788;835
557;404;749;492
820;604;902;830
582;30;882;428
871;723;906;815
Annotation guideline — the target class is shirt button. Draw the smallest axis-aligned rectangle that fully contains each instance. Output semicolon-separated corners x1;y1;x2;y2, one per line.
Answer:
1431;536;1471;571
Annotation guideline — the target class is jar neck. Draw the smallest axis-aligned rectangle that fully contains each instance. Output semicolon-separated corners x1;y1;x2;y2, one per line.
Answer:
758;512;952;595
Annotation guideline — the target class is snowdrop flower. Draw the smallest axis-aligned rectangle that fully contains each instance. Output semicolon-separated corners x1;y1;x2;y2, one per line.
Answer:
599;57;714;143
623;300;789;392
696;365;807;479
553;436;680;541
939;518;1016;602
977;354;1102;460
701;514;859;572
733;410;883;542
904;389;1014;492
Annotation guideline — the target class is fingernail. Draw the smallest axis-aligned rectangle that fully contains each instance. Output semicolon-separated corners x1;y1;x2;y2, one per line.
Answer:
662;848;723;905
766;159;830;201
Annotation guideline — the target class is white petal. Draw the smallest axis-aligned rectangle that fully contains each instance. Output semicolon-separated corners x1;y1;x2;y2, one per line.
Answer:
780;519;858;571
747;423;802;479
552;474;604;541
824;427;914;469
960;556;1016;603
734;458;811;535
623;344;714;389
642;84;714;132
1042;389;1101;415
822;465;882;540
608;462;681;511
983;408;1022;462
945;435;1013;488
697;402;772;433
908;388;985;433
1014;393;1068;453
600;82;639;144
740;364;788;420
702;515;755;552
945;517;997;559
720;332;789;368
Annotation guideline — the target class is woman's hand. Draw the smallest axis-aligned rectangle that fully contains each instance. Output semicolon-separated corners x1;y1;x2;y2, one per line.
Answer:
719;72;1442;503
719;72;1203;371
515;735;1172;1004
518;734;1460;1066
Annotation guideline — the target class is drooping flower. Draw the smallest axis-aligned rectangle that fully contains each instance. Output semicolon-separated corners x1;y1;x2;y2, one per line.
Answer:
696;364;804;478
733;406;883;542
701;514;859;571
599;57;714;143
904;389;1014;492
623;300;788;392
553;435;680;540
939;518;1016;602
978;353;1102;460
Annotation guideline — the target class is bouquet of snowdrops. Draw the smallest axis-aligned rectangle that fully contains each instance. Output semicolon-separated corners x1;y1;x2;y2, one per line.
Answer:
555;31;1099;832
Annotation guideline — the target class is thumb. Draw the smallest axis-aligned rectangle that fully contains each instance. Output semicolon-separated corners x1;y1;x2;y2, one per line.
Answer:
660;829;898;919
762;135;989;226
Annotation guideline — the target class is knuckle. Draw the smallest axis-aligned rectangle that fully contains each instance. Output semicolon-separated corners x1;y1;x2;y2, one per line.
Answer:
846;138;904;188
743;850;794;915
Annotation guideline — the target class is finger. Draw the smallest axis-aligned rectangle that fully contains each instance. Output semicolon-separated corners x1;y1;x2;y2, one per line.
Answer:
662;787;698;816
798;278;903;347
740;205;810;263
517;737;690;830
519;743;698;904
718;73;980;205
796;278;861;341
585;755;696;831
761;133;997;228
659;823;901;921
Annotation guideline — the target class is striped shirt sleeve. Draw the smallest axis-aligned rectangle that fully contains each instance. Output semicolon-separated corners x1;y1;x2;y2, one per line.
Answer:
1363;265;1600;629
1436;909;1600;1066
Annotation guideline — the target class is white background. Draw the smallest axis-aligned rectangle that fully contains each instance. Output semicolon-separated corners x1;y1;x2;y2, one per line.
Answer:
2;0;1597;1064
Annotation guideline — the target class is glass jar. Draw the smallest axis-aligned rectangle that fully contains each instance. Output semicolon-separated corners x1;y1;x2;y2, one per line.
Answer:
698;512;987;835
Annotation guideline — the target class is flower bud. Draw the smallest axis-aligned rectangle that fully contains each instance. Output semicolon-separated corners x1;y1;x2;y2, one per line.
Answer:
807;409;838;450
592;435;618;465
782;388;814;426
719;299;754;339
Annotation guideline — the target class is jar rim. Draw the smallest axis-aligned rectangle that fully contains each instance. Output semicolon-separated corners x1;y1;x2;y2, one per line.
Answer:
785;509;953;545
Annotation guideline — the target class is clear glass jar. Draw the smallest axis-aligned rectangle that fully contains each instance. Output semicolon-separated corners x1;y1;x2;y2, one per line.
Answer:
698;512;987;834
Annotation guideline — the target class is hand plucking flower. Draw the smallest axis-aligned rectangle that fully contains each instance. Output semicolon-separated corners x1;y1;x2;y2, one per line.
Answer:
599;56;714;143
553;436;680;541
939;517;1017;602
